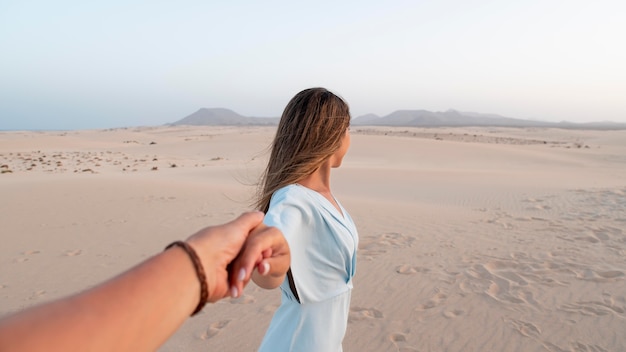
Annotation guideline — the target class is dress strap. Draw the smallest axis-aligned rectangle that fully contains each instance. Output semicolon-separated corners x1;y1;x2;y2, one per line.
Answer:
287;268;300;304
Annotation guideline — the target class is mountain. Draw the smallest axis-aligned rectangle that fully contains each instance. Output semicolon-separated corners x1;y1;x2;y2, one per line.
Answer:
170;108;626;130
351;113;380;125
351;109;554;127
170;108;278;126
351;109;626;129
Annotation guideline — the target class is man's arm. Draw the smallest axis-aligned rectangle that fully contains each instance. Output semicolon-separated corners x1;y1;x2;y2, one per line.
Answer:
0;212;289;352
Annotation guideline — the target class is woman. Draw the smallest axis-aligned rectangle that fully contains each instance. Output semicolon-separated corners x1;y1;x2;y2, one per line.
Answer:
253;87;359;351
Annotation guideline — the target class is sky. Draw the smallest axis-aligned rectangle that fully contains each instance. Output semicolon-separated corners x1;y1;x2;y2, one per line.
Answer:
1;0;625;130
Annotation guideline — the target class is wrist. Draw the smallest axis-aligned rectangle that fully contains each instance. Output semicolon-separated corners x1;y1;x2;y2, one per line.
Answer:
184;234;220;302
164;241;208;316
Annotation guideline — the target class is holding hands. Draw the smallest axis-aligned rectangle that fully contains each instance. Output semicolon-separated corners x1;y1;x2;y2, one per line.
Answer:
185;211;290;302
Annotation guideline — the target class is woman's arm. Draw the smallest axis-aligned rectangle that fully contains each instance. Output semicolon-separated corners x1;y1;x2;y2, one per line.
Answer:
0;212;289;352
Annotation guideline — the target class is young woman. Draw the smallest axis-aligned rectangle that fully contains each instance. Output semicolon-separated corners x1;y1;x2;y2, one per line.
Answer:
253;87;359;351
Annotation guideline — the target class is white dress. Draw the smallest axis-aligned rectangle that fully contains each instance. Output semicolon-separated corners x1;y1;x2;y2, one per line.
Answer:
259;184;359;352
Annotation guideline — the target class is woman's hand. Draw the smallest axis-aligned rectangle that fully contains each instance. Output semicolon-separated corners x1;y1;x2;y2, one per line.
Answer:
185;212;289;300
229;223;291;293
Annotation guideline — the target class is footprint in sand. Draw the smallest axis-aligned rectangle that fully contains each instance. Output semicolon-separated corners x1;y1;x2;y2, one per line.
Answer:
416;292;447;310
29;290;47;300
63;249;82;256
396;265;417;275
199;320;230;340
359;232;416;260
443;309;464;318
485;215;514;229
389;332;418;351
358;240;387;260
395;264;430;275
14;250;40;262
348;306;384;322
379;232;416;248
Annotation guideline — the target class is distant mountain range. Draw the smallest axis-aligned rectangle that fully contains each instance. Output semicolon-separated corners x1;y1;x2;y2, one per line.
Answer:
170;108;626;130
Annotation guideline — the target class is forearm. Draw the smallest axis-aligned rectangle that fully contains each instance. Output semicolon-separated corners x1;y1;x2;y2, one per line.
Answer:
0;246;201;352
0;212;286;351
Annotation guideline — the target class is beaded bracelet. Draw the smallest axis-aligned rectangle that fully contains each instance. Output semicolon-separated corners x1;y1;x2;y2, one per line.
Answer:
165;241;208;316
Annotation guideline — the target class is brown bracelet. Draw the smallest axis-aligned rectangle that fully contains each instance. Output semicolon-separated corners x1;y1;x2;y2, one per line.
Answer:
165;241;209;316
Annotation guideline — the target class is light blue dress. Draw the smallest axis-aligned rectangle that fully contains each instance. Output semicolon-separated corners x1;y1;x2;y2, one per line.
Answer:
259;184;359;352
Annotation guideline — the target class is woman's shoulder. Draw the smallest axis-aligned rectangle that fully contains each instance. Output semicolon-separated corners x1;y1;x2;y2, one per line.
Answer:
273;184;305;198
266;185;317;226
270;184;314;207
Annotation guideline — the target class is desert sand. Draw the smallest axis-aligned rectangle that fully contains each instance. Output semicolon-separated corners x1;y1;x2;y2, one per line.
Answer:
1;125;625;351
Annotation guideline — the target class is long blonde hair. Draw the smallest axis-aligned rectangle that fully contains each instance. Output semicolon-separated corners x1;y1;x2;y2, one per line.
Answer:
255;87;351;212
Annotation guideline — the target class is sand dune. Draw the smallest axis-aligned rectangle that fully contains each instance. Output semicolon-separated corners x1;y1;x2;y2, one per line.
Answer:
1;126;625;351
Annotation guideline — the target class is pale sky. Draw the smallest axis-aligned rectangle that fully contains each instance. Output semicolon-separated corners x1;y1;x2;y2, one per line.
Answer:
1;0;625;130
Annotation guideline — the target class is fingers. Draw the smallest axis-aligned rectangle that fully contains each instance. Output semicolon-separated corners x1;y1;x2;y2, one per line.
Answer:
257;261;271;275
185;211;265;302
228;225;289;296
217;212;266;299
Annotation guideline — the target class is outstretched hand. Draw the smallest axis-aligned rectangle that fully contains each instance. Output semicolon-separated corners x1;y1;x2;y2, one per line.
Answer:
229;223;291;293
185;212;289;302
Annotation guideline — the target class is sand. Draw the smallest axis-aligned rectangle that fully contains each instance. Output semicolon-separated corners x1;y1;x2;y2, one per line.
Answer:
1;125;625;351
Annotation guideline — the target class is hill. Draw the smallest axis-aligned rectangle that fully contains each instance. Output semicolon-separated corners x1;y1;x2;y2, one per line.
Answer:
351;109;626;129
352;109;549;127
170;108;278;126
170;108;626;130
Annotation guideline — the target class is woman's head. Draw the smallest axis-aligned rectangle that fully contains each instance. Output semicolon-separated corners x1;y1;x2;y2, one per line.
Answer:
256;87;351;212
